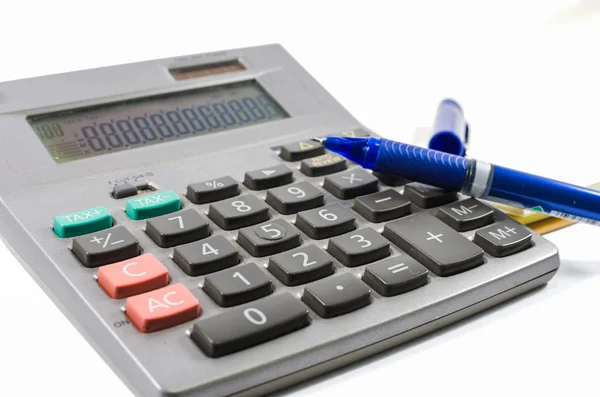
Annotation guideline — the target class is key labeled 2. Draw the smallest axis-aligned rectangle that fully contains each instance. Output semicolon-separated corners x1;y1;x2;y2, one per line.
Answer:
268;244;334;286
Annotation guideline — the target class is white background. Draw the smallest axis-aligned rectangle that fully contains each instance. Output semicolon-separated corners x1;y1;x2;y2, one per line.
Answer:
2;1;600;396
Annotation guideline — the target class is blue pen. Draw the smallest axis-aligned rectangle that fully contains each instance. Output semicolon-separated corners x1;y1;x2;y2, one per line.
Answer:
312;135;600;226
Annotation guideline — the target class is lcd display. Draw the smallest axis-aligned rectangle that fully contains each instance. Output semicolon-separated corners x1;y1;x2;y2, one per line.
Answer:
28;80;289;163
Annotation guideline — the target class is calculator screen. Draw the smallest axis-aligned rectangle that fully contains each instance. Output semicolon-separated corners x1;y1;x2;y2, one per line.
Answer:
27;80;289;163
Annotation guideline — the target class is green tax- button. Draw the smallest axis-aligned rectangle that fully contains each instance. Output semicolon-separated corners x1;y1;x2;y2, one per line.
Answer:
53;206;112;238
125;190;181;220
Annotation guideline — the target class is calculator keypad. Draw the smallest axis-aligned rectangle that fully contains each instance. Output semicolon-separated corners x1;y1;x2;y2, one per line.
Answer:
362;256;429;297
268;244;334;286
236;219;301;257
97;254;169;299
125;283;201;333
173;235;239;276
326;227;390;267
294;203;356;239
473;220;532;257
208;195;269;230
301;273;372;318
72;226;140;268
383;213;485;276
353;189;411;223
299;153;347;177
191;292;310;358
243;164;293;190
265;181;324;215
202;263;273;307
404;182;457;208
279;140;325;161
323;169;379;199
186;176;239;204
145;209;210;248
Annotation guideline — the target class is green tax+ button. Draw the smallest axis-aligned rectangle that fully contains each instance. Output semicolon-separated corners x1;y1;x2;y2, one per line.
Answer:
53;206;112;238
125;190;181;220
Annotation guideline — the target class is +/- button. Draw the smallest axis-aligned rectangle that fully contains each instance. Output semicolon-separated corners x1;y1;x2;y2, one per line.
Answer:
125;190;181;220
97;254;169;299
53;206;112;238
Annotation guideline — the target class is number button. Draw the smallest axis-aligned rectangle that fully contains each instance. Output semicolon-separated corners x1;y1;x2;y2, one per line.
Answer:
279;140;325;161
202;263;273;307
145;209;210;248
323;168;379;199
436;198;495;231
473;220;532;257
326;227;390;267
404;182;457;208
295;203;356;239
172;235;239;276
207;195;269;230
236;219;301;257
243;164;293;190
186;176;239;204
353;189;411;223
301;273;371;318
362;256;429;297
191;293;310;357
268;244;335;286
72;226;140;268
265;181;324;214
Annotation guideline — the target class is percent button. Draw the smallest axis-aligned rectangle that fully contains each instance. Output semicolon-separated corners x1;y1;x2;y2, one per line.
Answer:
186;176;240;204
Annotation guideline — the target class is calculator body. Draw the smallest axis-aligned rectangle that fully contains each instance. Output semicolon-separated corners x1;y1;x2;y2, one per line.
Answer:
0;44;560;397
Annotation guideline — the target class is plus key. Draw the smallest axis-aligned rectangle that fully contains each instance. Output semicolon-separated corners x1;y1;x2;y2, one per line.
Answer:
382;212;484;276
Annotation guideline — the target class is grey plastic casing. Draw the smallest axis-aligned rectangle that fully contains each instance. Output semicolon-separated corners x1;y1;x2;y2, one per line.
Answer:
0;44;560;397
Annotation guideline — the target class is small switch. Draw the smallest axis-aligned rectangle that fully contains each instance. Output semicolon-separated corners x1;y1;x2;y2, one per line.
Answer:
112;183;138;199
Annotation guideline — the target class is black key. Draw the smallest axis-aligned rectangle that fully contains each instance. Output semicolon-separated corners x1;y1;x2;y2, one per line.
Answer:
265;181;324;215
404;182;457;208
353;189;411;223
301;273;371;318
243;164;293;190
186;176;239;204
326;227;390;267
268;244;334;286
207;195;269;230
72;226;139;268
362;256;429;297
372;172;411;187
333;128;370;138
145;209;210;248
203;263;273;307
111;183;137;199
191;293;310;358
382;212;484;276
295;203;355;239
172;235;239;276
436;198;495;231
236;219;301;257
279;140;325;161
323;169;379;199
474;220;533;257
299;152;347;177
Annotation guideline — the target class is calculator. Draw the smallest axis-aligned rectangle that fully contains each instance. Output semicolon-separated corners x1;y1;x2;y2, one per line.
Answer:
0;44;560;397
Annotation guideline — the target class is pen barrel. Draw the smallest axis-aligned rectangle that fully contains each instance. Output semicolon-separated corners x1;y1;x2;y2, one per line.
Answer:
485;165;600;224
373;138;470;191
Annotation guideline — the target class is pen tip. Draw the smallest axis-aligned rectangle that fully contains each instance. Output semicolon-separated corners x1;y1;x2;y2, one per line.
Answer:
310;137;326;144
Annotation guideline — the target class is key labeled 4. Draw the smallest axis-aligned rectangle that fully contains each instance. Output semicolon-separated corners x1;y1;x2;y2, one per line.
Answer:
126;284;201;333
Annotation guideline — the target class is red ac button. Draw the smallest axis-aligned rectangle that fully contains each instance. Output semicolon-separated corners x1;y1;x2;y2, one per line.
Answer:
97;254;169;299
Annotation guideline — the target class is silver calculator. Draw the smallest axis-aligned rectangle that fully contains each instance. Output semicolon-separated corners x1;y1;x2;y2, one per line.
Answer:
0;44;560;397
